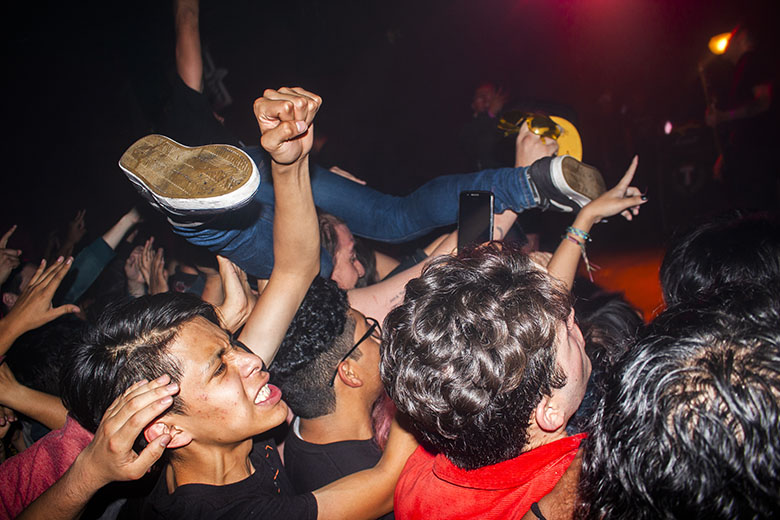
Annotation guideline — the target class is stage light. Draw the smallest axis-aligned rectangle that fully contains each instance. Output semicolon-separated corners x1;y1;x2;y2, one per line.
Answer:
664;121;673;135
708;32;731;55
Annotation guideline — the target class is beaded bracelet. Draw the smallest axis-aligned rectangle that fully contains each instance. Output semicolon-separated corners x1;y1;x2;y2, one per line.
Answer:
565;226;591;242
561;228;599;282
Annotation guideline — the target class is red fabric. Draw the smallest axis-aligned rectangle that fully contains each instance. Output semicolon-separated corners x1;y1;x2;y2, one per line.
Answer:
0;416;93;519
394;433;586;520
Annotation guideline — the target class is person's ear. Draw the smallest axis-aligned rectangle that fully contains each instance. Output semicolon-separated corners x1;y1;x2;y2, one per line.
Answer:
2;293;17;310
534;396;565;433
144;421;192;449
336;360;363;388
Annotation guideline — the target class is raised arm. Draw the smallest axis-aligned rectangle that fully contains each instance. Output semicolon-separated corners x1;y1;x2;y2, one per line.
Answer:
239;88;322;364
0;258;79;357
546;156;646;290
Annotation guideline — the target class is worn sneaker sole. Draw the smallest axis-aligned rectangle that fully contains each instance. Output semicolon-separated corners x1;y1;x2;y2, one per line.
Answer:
550;156;606;210
119;135;259;215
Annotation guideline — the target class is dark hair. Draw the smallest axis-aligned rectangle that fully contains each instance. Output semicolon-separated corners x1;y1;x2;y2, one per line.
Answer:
660;211;780;306
60;293;219;441
353;237;379;288
381;243;571;470
577;288;780;519
6;315;86;396
318;211;346;262
269;277;358;418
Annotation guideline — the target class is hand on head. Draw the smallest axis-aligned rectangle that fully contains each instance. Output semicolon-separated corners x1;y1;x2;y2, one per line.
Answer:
77;376;180;488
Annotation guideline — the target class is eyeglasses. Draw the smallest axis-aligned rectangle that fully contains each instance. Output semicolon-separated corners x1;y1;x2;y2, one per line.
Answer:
497;110;562;140
328;317;381;387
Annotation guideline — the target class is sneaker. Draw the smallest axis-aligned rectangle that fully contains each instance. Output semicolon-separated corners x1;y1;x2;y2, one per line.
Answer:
119;135;259;217
527;155;606;212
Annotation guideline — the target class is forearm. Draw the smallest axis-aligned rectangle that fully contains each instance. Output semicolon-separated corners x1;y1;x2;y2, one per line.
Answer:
0;318;23;357
546;210;597;291
101;210;140;250
2;385;67;430
239;159;320;364
349;232;456;323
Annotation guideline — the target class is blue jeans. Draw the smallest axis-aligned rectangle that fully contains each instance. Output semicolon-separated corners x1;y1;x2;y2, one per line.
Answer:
174;147;537;279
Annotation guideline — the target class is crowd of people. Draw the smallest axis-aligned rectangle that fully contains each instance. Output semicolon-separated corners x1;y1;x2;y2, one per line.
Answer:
1;1;778;519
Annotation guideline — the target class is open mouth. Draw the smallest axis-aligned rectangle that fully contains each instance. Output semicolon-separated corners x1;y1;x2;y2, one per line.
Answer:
254;383;280;405
255;384;271;404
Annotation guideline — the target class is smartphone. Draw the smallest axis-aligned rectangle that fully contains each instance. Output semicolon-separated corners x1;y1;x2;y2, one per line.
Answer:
458;191;494;251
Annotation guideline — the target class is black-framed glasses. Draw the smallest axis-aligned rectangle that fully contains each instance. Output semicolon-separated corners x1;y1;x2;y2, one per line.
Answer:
328;318;381;387
497;110;562;140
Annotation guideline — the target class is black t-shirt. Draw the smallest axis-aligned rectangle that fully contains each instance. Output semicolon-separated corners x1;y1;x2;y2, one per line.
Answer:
140;439;317;519
283;429;394;520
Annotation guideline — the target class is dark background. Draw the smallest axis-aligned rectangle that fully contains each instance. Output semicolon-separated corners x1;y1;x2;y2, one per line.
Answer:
1;0;773;253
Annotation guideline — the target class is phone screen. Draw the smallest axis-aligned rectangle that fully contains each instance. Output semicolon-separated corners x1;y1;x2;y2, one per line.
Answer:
458;191;494;251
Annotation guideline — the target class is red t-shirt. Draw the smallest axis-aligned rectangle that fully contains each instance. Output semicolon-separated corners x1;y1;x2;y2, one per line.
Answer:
394;433;586;520
0;416;94;518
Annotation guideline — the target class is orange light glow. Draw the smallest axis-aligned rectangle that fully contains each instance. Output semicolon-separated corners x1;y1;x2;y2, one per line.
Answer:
708;33;731;55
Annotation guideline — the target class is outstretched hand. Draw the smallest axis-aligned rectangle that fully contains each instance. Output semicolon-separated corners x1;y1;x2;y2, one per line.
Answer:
254;87;322;165
579;156;646;224
3;257;80;337
0;225;21;286
76;376;179;487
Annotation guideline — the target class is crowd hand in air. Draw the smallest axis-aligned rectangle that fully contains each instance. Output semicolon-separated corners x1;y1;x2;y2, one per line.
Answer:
139;238;169;295
514;121;559;168
214;255;257;333
0;257;79;355
124;245;147;297
0;225;21;286
254;87;322;165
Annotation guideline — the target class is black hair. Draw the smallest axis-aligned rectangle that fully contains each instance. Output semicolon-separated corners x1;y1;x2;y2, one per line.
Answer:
381;243;571;470
6;315;86;397
269;277;357;418
660;211;780;306
60;293;219;445
577;286;780;519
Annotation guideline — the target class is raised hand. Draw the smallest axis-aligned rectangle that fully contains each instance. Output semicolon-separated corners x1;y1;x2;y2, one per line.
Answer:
0;225;21;286
215;255;257;333
148;247;169;295
254;87;322;165
579;156;646;223
2;257;80;340
66;209;87;246
514;123;558;168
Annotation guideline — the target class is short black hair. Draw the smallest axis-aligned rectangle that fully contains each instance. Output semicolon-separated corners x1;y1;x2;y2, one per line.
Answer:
60;293;219;442
660;211;780;306
577;287;780;519
270;277;357;418
381;243;571;470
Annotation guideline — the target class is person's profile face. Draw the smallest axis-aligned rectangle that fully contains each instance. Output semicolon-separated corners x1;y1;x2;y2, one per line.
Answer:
551;311;591;419
330;224;365;290
165;317;287;446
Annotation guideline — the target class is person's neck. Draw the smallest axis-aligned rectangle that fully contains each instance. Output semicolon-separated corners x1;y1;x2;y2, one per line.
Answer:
165;438;254;492
298;400;374;445
524;426;569;453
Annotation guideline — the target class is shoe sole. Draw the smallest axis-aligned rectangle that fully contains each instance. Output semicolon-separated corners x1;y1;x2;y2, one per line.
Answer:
119;135;259;215
551;156;606;209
